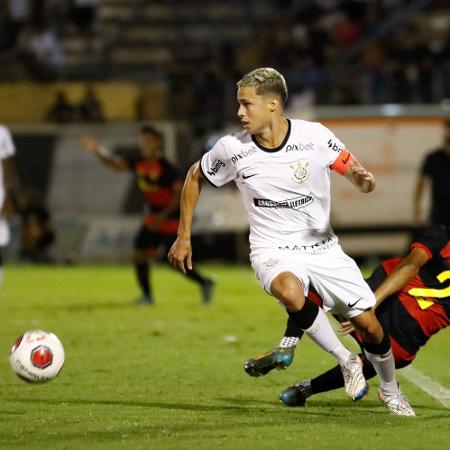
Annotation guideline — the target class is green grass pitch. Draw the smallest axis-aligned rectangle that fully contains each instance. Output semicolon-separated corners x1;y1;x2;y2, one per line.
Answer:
0;264;449;450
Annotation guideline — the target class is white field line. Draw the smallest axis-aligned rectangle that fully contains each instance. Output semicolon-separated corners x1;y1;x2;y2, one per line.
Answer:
400;366;450;408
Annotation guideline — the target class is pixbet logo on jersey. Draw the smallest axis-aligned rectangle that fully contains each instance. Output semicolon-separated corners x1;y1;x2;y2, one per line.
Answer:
207;159;225;176
286;142;314;152
231;147;257;165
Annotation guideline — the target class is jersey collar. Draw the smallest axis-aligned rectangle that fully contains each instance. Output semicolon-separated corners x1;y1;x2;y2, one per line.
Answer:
251;119;291;153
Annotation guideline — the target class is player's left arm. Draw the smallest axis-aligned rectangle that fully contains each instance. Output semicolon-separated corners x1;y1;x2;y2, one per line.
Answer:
344;156;376;193
330;148;375;193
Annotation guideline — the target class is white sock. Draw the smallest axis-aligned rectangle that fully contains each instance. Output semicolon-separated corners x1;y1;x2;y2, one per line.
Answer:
279;336;299;348
304;308;351;365
364;348;398;396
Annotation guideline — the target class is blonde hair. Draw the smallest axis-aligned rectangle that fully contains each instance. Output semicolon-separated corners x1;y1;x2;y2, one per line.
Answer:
237;67;288;105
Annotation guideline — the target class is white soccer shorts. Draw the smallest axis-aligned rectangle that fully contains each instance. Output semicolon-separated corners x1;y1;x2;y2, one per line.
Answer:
251;244;375;319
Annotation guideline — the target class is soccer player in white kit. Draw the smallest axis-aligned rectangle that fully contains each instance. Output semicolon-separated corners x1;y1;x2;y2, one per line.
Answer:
0;124;16;285
168;68;414;415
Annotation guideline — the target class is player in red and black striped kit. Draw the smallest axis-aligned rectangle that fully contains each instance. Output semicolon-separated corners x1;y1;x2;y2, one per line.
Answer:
245;225;449;410
81;125;215;305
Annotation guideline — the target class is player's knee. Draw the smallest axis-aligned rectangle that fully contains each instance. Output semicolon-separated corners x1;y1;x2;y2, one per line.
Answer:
360;320;384;344
270;273;304;310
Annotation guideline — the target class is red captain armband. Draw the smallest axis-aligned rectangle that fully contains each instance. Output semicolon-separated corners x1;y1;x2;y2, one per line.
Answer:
330;149;354;175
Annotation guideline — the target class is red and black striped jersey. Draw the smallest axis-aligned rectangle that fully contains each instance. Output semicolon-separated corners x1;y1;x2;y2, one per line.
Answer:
367;225;450;356
127;157;183;219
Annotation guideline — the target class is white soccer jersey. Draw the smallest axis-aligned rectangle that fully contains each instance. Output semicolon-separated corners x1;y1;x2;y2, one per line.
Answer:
0;125;16;211
200;119;346;253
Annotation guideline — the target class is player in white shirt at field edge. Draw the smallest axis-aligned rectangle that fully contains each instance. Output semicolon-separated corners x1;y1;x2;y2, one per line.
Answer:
168;67;415;416
0;124;16;286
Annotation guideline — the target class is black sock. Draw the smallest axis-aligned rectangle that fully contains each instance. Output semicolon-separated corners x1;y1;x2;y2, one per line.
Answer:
310;365;345;394
284;316;305;339
362;335;390;355
287;299;319;330
134;262;151;297
185;267;209;285
310;355;377;395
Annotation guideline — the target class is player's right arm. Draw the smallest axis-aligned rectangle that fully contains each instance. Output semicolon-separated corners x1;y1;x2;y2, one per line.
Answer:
80;137;129;171
169;135;235;272
167;161;205;273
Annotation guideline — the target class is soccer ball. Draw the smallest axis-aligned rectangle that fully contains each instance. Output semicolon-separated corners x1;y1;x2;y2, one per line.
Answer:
9;330;65;383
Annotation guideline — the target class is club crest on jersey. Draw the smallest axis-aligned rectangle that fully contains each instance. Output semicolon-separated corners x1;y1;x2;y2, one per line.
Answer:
290;160;309;184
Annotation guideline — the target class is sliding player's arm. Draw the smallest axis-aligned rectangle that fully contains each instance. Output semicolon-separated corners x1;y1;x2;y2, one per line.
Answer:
80;137;129;171
373;247;429;308
167;161;205;273
339;247;430;335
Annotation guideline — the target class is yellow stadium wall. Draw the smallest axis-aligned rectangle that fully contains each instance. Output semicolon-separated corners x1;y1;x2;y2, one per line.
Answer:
0;82;167;122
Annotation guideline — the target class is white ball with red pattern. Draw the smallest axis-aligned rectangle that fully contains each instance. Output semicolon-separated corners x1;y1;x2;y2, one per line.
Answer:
9;330;65;383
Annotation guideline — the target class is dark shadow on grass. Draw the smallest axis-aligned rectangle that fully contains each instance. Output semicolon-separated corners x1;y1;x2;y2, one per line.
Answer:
220;396;450;417
3;397;248;412
217;396;274;406
0;410;24;415
5;396;448;421
46;301;141;312
306;398;450;414
3;397;357;418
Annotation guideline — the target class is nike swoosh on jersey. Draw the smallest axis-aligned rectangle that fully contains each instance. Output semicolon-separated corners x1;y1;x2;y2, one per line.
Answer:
347;297;363;308
242;173;257;179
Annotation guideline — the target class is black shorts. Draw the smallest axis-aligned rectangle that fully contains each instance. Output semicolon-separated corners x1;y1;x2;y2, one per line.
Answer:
134;225;175;254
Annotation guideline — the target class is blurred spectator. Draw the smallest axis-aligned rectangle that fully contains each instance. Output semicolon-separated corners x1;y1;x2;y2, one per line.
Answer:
69;0;98;33
2;0;31;49
413;118;450;226
20;202;55;263
17;20;65;80
46;90;76;123
77;85;105;122
0;0;448;111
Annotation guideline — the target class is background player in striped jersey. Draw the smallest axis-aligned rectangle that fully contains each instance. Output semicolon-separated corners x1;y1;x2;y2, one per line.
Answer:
168;67;414;415
249;225;449;412
80;124;214;305
0;124;17;286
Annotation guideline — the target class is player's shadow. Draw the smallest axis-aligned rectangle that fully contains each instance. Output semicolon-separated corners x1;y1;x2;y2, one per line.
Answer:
219;396;450;418
4;397;448;420
1;397;348;419
55;301;142;312
3;397;249;413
